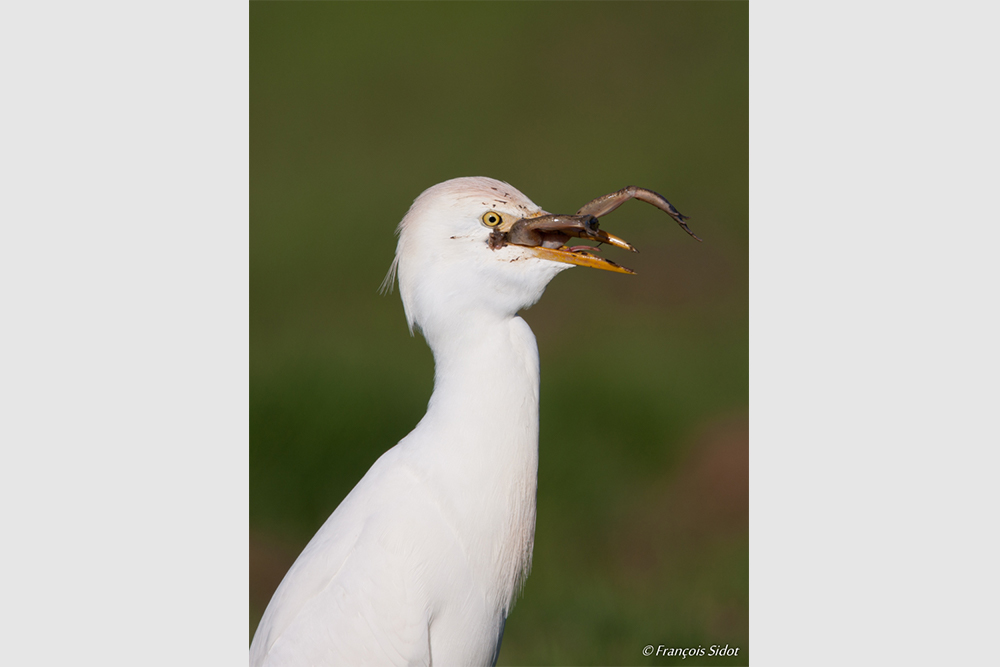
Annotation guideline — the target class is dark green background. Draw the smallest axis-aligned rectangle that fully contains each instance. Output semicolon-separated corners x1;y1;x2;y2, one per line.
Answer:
251;2;747;664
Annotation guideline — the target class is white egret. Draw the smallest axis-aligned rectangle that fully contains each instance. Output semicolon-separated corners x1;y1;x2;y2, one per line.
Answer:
249;177;695;666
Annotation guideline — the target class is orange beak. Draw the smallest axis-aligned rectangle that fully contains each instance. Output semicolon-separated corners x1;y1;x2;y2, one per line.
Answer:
500;212;639;274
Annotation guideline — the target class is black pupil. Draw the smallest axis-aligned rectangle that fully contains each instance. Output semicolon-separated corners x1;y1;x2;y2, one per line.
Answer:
489;215;497;223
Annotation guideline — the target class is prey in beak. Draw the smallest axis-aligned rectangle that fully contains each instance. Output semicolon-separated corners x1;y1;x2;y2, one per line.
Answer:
488;186;699;274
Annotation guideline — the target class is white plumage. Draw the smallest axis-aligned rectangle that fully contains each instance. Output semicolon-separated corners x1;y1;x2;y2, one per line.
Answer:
250;178;573;666
249;176;696;666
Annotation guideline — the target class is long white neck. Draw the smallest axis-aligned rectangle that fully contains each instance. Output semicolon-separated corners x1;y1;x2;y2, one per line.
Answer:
405;311;540;613
425;311;538;419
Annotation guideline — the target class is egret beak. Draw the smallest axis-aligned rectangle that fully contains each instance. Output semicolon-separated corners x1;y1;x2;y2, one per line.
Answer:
521;245;636;274
496;213;638;274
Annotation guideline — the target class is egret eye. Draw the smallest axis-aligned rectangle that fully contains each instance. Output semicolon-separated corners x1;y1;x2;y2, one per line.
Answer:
481;211;503;227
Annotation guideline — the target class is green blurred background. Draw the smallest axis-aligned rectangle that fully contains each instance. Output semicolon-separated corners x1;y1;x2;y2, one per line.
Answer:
250;2;747;664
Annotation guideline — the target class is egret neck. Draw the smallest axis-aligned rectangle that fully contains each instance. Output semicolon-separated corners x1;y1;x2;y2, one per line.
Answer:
405;309;541;616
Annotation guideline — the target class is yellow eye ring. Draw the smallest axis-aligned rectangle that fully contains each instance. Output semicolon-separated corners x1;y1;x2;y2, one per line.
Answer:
481;211;503;227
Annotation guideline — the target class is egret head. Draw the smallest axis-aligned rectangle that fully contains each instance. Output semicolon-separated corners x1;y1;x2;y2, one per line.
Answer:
383;177;633;337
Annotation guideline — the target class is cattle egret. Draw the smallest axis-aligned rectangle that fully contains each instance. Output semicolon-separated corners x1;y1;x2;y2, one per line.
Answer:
249;177;695;666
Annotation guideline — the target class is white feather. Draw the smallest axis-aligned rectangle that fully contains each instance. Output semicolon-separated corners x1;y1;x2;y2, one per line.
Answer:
250;177;574;666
